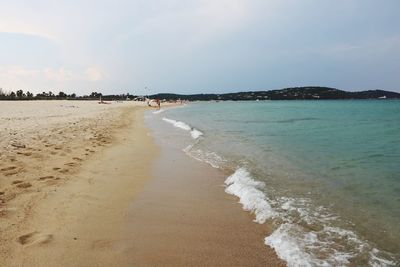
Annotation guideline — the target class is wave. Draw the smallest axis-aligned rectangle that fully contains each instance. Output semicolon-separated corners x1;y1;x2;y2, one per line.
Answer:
190;129;203;139
161;115;224;168
224;168;276;223
183;144;225;169
162;117;203;139
224;168;396;267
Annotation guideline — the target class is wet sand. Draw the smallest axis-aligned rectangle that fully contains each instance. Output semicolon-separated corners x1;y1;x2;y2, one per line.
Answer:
116;123;286;266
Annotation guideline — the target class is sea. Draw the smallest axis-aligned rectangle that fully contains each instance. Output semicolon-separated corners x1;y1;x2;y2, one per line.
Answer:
146;100;400;267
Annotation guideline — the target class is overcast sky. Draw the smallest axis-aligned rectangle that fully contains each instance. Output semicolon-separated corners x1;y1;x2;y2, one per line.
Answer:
0;0;399;95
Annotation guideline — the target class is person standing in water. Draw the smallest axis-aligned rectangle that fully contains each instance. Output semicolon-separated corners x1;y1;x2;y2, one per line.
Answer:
156;99;161;109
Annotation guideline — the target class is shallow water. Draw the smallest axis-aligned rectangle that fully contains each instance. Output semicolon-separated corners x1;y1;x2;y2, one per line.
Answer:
147;100;400;266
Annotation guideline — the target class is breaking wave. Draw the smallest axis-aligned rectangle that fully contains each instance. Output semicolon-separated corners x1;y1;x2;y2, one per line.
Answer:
224;168;397;267
162;117;203;139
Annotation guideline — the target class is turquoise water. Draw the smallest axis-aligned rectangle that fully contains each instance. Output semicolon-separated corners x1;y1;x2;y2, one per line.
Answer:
149;100;400;266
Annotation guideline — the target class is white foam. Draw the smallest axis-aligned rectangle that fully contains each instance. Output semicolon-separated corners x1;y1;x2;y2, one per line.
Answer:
183;146;224;168
265;224;315;267
265;223;357;267
224;168;276;223
264;216;399;267
369;248;397;267
162;117;191;131
223;170;395;267
190;129;203;139
162;117;203;139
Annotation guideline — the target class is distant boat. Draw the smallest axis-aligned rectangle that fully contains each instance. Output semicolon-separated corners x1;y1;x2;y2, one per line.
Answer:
378;95;387;99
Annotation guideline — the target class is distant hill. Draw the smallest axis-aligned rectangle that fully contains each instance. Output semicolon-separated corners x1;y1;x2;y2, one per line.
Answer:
150;87;400;101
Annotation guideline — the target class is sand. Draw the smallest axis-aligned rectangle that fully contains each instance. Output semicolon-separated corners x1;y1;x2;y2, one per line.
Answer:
117;137;286;266
0;100;154;266
0;100;284;266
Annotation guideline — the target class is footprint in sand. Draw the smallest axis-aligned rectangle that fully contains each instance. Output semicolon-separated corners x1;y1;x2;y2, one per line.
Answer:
53;167;61;171
65;162;77;167
12;180;23;184
17;231;53;246
1;166;17;172
16;151;32;156
38;175;59;181
72;157;83;161
1;166;21;176
16;182;32;189
4;170;19;176
1;192;16;203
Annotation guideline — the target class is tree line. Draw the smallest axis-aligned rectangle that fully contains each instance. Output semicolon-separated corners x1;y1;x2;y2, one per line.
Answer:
0;89;136;101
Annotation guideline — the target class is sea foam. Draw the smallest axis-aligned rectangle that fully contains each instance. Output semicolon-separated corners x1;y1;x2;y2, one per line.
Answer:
183;144;225;169
265;223;357;267
265;224;315;267
162;117;203;139
190;129;203;139
224;168;276;223
224;168;397;267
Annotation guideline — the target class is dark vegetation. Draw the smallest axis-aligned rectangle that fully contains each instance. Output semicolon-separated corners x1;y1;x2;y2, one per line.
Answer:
150;87;400;101
1;86;399;101
0;88;135;101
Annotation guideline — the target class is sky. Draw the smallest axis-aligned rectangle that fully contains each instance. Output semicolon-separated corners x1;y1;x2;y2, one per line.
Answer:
0;0;399;95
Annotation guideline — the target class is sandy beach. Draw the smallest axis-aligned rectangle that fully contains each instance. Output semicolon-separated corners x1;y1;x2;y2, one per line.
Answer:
0;101;284;266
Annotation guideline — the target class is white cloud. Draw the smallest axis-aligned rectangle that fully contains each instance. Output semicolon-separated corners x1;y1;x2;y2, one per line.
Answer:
0;65;107;92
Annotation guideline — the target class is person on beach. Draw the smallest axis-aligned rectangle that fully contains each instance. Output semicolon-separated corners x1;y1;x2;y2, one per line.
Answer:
156;99;161;109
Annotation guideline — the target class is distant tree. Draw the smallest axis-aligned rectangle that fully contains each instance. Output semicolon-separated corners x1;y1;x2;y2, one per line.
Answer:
36;92;48;99
16;89;24;99
9;91;16;99
26;91;34;98
69;93;76;98
89;92;102;99
58;91;67;98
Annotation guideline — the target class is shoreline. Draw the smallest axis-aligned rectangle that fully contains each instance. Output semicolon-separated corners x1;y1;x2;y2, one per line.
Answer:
123;111;285;266
150;101;400;266
1;101;285;266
